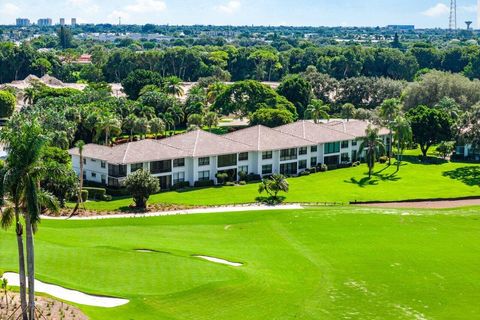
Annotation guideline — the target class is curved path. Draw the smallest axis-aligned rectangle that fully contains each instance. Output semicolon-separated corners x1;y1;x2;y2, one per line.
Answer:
355;199;480;209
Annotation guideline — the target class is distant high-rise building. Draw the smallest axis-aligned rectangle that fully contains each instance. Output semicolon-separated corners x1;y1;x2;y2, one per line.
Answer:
60;18;65;26
16;18;31;27
71;18;77;26
37;18;52;26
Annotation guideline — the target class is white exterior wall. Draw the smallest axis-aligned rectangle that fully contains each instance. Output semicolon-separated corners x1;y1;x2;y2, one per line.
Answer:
72;156;108;185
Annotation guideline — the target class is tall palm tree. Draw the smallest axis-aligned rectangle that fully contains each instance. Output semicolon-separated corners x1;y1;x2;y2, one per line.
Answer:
162;112;175;135
166;105;184;133
358;125;386;179
72;140;85;216
23;87;37;107
306;99;330;124
379;98;401;164
134;117;150;140
0;118;59;319
392;116;412;172
149;117;165;139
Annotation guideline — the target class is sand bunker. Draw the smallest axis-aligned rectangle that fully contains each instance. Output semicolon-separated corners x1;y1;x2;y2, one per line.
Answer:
1;273;129;308
193;256;243;267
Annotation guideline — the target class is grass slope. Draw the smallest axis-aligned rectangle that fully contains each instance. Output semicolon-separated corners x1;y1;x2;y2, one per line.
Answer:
83;156;480;211
1;206;480;319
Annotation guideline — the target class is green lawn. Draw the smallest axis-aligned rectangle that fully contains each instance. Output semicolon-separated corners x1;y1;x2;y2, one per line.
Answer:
1;206;480;319
82;155;480;211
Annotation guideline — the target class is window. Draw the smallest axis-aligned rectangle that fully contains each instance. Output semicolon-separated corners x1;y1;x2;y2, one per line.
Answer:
341;141;349;149
352;150;358;162
238;152;249;161
239;165;248;174
299;147;308;155
218;154;237;168
91;159;96;162
108;164;127;177
311;145;318;153
131;163;143;172
91;172;97;178
341;153;350;163
83;158;86;165
299;160;307;170
173;172;185;184
198;170;210;181
311;157;317;166
352;140;357;147
262;151;273;160
150;160;172;174
280;148;297;161
324;155;339;165
198;157;210;166
101;161;106;169
280;162;297;175
262;164;273;175
101;175;106;184
324;142;340;154
173;158;185;167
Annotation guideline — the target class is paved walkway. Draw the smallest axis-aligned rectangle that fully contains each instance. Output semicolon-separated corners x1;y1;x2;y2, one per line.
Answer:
42;204;305;221
355;199;480;209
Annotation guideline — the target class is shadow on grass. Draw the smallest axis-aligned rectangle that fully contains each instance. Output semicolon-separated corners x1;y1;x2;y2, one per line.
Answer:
402;155;448;165
255;196;286;205
345;167;401;188
443;166;480;187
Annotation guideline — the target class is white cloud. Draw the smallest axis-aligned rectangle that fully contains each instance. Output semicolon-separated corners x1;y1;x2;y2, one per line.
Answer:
125;0;167;13
214;0;241;14
422;3;450;17
2;3;20;16
460;4;478;13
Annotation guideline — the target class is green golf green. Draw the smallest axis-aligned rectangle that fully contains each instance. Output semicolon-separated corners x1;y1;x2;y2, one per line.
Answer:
81;156;480;211
1;206;480;319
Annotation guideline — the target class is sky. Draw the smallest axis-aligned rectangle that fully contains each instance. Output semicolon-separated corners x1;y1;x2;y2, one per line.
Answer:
0;0;479;29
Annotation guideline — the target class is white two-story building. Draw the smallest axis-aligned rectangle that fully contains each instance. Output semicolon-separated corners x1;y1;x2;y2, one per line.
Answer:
68;120;389;189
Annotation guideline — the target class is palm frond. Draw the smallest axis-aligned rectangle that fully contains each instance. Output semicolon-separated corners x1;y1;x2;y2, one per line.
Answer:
0;207;14;230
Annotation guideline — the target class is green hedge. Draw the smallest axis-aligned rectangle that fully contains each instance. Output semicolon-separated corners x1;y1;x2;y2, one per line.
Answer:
83;187;106;200
194;180;215;188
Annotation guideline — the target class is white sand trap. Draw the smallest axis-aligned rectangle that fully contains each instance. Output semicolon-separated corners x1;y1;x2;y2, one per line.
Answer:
194;256;243;267
1;273;128;308
136;249;155;253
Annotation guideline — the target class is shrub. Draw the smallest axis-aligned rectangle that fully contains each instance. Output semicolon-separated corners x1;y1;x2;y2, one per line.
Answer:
309;167;317;173
171;181;190;190
215;173;229;184
82;187;106;200
225;181;236;186
378;156;389;164
246;173;262;182
327;164;338;170
125;169;160;209
319;164;328;172
0;91;15;118
238;170;248;182
194;180;215;188
239;181;247;186
299;170;310;176
103;195;113;201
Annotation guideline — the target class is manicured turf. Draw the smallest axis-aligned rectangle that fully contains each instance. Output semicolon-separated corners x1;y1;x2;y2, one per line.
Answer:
1;206;480;319
82;155;480;211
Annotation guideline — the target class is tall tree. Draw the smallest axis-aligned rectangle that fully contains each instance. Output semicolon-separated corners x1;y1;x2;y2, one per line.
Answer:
305;99;330;124
392;116;412;171
379;98;401;164
358;126;386;178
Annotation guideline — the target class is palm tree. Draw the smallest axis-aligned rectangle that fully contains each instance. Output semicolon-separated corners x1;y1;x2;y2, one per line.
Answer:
306;99;330;124
149;117;165;139
392;116;412;172
134;117;150;140
379;98;401;165
358;125;386;179
1;118;59;319
96;116;122;145
23;87;37;107
161;112;175;135
72;140;85;216
166;105;184;133
204;111;219;132
123;114;138;142
206;82;226;104
258;174;289;200
341;103;356;122
164;77;184;97
187;113;204;129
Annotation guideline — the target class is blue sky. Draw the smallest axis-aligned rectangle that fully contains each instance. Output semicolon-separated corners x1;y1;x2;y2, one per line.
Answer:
0;0;478;28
